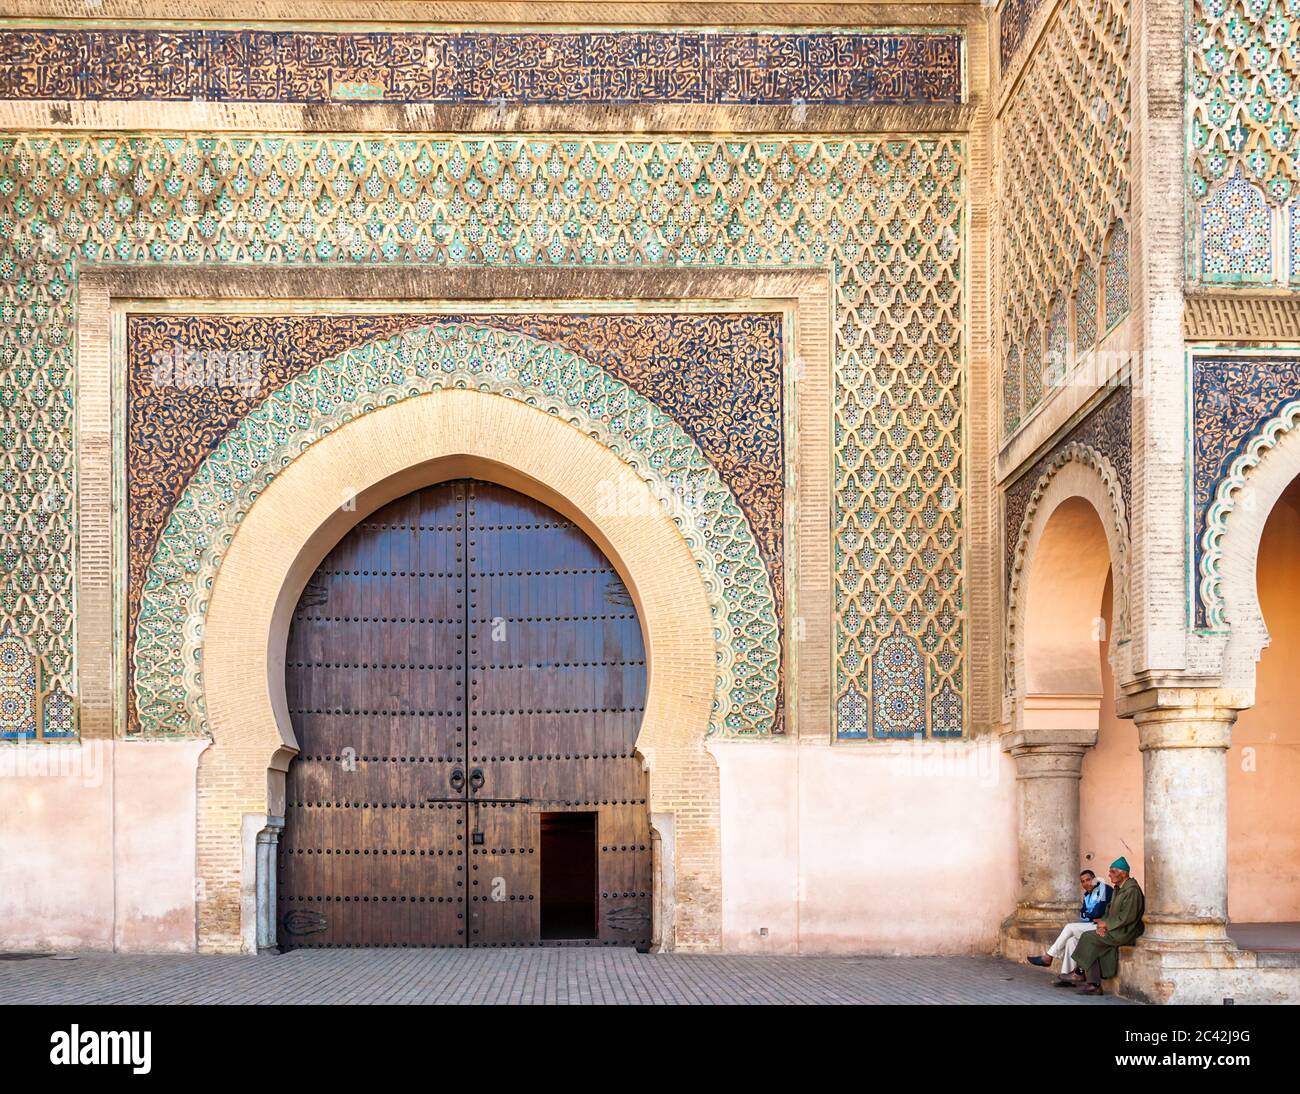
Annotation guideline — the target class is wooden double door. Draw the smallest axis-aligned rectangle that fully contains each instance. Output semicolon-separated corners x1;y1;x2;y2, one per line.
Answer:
278;479;651;948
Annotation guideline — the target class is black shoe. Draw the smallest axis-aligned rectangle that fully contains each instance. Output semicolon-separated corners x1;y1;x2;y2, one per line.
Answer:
1026;955;1051;967
1053;976;1083;987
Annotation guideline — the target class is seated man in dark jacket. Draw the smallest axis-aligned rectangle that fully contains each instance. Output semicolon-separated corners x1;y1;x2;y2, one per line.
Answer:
1027;868;1113;981
1072;857;1145;996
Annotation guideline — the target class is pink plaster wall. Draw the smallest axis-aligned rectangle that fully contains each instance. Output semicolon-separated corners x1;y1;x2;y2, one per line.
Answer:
113;740;208;951
1079;574;1143;878
0;741;114;950
1228;478;1300;922
0;739;206;952
712;738;1019;954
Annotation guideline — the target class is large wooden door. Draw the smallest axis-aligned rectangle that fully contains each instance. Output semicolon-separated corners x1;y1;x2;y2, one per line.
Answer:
278;479;650;948
465;482;651;946
279;482;468;948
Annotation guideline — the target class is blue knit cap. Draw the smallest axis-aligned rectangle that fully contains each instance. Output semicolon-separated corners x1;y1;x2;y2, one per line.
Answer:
1110;857;1130;871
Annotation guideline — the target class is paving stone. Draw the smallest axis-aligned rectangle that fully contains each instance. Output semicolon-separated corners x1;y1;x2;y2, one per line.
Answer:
0;951;1136;1005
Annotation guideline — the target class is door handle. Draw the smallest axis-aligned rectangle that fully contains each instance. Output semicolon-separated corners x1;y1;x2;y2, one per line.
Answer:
469;767;485;792
449;767;466;792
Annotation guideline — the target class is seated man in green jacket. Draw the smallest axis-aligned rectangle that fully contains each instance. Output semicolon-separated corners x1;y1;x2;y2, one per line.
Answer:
1070;857;1145;996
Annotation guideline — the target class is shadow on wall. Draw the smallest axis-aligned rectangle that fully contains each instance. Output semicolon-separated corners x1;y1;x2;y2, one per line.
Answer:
1229;474;1300;922
1080;571;1142;879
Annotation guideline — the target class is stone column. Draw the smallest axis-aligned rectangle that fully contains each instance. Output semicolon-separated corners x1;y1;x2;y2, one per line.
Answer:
1119;687;1244;946
999;699;1099;959
255;816;285;953
1107;688;1267;1003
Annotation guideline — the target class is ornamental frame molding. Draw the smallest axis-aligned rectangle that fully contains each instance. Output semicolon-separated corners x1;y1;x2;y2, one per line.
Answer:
1213;407;1300;692
81;265;833;751
131;320;781;740
77;263;831;953
1004;442;1131;723
1199;398;1300;633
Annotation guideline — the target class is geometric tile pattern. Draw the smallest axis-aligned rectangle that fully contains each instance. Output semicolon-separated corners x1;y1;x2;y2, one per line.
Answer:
124;311;788;732
1201;168;1273;280
1189;0;1300;280
1102;220;1131;332
133;323;781;738
998;0;1130;436
0;132;964;741
1004;345;1022;435
1024;327;1042;420
41;679;74;738
1077;261;1099;350
0;617;72;739
0;622;38;739
930;672;963;737
0;28;965;106
1043;296;1069;403
1190;0;1300;208
869;621;927;738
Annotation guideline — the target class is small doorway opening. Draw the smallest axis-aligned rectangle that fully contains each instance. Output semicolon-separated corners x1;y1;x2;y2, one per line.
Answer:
540;812;597;941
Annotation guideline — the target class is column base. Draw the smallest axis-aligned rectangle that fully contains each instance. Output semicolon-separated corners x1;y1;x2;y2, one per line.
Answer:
1119;937;1300;1004
998;906;1074;965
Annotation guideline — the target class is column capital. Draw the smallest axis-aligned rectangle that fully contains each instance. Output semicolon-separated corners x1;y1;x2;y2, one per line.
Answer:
1117;687;1245;751
1001;726;1097;755
1000;729;1094;781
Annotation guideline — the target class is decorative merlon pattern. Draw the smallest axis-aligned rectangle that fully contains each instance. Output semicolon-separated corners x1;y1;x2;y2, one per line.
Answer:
0;131;964;741
997;0;1130;437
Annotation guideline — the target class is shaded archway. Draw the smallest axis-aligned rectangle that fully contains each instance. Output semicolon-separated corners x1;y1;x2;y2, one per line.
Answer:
1227;473;1300;930
1002;449;1134;956
1079;571;1142;876
196;390;720;952
1022;495;1111;702
1007;445;1132;719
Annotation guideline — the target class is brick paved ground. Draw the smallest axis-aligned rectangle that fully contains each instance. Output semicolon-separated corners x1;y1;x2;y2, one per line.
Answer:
0;950;1136;1004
